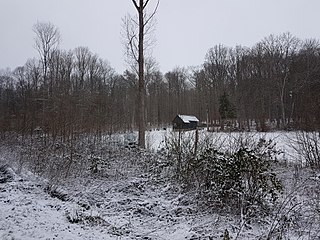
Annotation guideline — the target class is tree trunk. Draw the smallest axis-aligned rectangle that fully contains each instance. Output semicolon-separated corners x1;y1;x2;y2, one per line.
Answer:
138;0;146;148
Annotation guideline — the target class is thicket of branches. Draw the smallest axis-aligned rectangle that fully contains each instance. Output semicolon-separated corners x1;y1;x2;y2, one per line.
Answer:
1;31;320;139
163;132;283;224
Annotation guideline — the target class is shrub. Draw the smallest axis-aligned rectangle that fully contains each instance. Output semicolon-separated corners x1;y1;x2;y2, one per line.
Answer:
291;131;320;169
165;133;283;221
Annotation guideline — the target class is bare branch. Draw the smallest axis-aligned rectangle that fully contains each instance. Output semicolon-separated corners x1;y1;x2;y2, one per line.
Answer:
143;0;151;9
144;0;160;27
131;0;139;10
32;21;61;81
130;15;139;27
128;35;139;63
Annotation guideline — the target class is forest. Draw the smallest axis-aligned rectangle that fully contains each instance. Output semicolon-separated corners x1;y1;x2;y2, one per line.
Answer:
1;30;320;140
1;7;320;237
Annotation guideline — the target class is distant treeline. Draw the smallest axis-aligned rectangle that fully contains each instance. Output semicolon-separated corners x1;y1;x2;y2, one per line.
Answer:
0;32;319;139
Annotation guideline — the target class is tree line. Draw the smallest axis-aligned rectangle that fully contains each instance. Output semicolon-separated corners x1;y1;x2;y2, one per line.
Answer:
196;33;320;131
1;29;319;140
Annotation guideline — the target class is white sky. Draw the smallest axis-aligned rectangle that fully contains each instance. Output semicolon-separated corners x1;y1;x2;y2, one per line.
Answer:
1;0;319;73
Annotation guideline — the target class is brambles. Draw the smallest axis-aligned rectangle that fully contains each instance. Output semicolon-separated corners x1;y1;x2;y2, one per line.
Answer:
0;165;15;183
165;133;283;221
291;131;320;169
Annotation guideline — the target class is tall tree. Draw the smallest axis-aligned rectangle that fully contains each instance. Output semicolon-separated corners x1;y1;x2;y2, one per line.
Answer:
260;33;300;128
129;0;159;148
33;22;61;87
204;44;233;126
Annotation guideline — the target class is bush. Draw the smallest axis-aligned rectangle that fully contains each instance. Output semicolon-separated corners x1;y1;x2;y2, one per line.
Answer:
197;144;281;218
0;165;15;183
291;131;320;169
166;133;283;221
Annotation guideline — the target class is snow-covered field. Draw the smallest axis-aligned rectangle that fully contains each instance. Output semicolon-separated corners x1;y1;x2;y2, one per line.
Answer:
0;130;319;239
147;129;300;163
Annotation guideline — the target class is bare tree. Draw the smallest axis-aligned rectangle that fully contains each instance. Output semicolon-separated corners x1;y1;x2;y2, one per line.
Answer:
33;22;61;86
74;46;91;91
128;0;160;148
260;33;300;128
204;44;233;127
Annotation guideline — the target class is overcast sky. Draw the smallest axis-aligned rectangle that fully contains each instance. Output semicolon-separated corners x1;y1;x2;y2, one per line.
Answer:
1;0;320;73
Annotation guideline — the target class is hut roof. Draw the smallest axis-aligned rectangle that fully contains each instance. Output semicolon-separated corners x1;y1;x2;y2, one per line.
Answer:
178;115;199;124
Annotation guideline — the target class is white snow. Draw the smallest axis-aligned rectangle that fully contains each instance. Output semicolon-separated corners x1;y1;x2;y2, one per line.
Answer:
147;130;301;164
0;130;319;239
177;115;199;124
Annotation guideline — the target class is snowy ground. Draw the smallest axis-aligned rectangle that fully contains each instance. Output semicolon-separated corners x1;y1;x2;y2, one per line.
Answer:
0;156;238;240
0;130;319;239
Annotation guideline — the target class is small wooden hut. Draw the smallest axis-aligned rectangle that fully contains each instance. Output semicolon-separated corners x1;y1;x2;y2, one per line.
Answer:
172;115;199;130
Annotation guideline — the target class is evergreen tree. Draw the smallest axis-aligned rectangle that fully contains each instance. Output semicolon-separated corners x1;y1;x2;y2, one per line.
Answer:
219;92;236;120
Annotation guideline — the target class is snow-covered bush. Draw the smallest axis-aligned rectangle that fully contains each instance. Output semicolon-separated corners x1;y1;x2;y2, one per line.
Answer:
66;208;107;226
0;164;15;183
291;131;320;169
165;133;283;221
163;131;196;177
20;139;85;182
197;145;282;218
163;130;225;179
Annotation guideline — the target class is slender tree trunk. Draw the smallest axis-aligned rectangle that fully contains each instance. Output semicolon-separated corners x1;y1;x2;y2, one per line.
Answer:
280;72;288;128
138;0;145;148
130;0;159;146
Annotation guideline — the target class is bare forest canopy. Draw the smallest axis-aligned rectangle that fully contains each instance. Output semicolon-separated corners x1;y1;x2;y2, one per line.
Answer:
0;32;320;138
